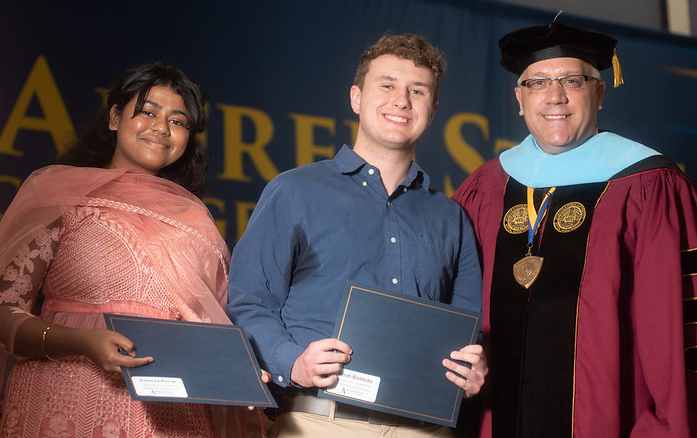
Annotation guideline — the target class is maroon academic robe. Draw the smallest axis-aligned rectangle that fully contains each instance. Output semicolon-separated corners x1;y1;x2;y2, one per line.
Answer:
452;157;697;438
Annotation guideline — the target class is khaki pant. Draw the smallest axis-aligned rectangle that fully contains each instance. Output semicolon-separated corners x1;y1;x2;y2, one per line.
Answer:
268;412;455;438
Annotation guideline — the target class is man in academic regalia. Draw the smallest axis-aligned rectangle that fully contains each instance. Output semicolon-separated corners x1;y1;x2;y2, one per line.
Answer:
452;19;697;437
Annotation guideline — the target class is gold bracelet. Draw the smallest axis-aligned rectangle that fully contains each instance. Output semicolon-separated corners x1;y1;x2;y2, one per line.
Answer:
42;325;58;361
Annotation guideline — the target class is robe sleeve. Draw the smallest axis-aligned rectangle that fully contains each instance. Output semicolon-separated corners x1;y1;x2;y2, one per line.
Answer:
632;169;697;436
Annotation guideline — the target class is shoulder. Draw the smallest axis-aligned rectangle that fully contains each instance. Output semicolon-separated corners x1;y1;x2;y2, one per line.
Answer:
288;159;337;178
24;165;80;183
610;163;692;186
267;160;337;189
471;158;508;183
452;158;507;201
606;166;697;206
610;155;683;180
423;186;468;214
17;165;118;201
252;160;339;217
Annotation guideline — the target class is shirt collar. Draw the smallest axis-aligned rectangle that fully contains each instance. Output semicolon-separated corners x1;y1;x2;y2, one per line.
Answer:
335;144;430;189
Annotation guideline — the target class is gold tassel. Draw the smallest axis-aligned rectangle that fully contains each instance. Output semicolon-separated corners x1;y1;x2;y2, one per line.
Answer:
612;48;624;87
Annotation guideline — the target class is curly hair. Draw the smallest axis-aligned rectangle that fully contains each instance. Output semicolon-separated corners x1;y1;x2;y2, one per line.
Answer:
58;63;209;197
353;33;447;102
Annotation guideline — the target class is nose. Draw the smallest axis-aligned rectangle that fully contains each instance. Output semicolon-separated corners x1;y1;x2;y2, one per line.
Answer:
545;81;568;104
151;117;171;136
392;88;412;109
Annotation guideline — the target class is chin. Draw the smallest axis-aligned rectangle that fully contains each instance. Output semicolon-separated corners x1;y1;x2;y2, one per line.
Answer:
539;142;578;155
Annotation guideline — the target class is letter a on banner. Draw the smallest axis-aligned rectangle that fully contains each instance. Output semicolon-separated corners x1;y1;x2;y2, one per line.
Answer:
0;55;74;156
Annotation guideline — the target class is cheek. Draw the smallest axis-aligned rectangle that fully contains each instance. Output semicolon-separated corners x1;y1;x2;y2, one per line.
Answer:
179;132;191;150
173;134;191;158
118;118;147;137
418;105;433;123
519;100;532;117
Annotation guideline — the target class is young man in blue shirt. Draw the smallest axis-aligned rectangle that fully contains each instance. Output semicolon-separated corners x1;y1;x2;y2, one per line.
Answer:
229;33;486;437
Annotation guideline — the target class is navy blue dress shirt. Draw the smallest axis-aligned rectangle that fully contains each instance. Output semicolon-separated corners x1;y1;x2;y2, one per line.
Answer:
228;145;482;387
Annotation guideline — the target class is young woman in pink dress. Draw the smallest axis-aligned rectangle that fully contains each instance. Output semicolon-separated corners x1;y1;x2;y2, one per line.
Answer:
0;63;246;437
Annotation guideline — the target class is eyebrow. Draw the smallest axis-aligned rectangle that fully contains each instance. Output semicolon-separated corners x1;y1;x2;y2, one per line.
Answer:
526;71;584;78
411;81;431;89
144;99;189;118
377;75;431;89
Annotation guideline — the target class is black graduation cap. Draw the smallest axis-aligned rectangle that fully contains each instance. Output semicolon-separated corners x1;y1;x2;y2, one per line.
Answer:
499;16;623;87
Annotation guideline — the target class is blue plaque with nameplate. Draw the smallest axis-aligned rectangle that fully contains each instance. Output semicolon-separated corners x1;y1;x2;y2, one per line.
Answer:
104;314;277;407
318;282;482;427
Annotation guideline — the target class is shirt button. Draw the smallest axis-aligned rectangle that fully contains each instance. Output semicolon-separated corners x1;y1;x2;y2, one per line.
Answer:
392;278;398;285
362;181;367;187
368;168;375;175
278;376;284;383
386;201;391;207
403;187;408;192
390;237;397;243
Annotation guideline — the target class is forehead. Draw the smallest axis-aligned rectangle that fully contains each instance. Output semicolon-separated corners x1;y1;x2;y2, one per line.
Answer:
522;57;592;77
142;85;184;104
366;54;435;84
135;85;189;116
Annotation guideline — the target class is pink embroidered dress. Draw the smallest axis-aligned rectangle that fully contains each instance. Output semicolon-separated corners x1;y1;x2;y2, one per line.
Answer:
0;165;233;437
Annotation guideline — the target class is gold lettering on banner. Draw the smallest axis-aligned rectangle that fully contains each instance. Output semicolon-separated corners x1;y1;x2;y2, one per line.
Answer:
0;55;74;156
443;174;456;197
0;175;22;190
0;53;522;248
288;113;336;167
444;113;486;175
343;119;359;146
94;87;109;105
217;104;278;182
494;138;517;155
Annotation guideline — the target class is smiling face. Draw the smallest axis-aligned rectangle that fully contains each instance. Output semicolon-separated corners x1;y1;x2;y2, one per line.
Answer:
108;85;191;174
350;54;438;155
515;57;606;154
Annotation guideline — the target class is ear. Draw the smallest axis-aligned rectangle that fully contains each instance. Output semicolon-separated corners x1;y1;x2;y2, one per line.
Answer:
350;85;361;115
514;87;524;116
108;105;120;131
427;101;439;126
595;80;606;110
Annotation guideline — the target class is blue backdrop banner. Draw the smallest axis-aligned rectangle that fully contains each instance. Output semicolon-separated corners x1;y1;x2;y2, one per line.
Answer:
2;0;696;246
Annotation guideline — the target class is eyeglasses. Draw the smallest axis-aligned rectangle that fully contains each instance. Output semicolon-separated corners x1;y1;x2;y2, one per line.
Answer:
519;75;598;92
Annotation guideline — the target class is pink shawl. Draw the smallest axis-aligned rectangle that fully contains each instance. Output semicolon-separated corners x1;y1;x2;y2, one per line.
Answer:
0;165;231;325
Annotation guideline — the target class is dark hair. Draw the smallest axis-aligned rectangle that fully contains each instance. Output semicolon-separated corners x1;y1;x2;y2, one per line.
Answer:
353;33;447;101
59;63;209;197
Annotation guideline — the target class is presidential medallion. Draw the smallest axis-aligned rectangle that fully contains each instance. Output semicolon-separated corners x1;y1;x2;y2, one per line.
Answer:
503;204;529;234
513;255;543;289
553;202;586;233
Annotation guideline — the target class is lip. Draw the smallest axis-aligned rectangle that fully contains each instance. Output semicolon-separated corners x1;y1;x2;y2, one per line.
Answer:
140;136;170;149
542;114;571;120
383;113;410;124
